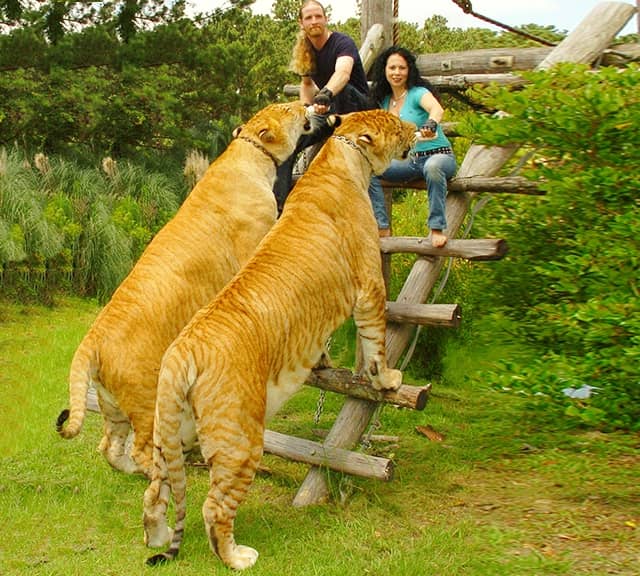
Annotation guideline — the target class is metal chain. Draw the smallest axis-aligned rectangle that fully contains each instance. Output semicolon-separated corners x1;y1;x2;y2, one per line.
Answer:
313;336;333;425
360;404;383;451
313;390;326;425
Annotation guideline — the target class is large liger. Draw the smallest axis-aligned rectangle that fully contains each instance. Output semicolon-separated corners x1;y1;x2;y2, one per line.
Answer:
143;109;416;570
56;102;313;477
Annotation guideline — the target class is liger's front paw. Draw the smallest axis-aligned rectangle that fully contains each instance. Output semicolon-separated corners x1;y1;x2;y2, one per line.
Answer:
375;368;402;391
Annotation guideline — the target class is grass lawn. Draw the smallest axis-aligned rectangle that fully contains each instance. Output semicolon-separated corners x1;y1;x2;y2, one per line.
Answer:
0;297;638;575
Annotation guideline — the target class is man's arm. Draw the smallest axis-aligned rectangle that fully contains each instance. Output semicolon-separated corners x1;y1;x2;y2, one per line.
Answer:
324;55;354;96
309;55;354;114
300;76;317;106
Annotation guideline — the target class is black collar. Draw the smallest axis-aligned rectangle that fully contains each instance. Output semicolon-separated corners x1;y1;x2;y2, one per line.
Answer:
237;135;280;168
331;135;373;171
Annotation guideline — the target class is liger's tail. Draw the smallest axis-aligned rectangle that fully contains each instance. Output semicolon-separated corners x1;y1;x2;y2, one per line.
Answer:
146;356;190;566
56;342;96;439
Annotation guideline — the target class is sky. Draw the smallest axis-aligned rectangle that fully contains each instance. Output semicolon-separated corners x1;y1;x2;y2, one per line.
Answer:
187;0;638;36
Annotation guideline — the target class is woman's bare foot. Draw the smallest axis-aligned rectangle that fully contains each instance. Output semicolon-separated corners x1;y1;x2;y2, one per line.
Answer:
379;228;391;238
430;229;448;248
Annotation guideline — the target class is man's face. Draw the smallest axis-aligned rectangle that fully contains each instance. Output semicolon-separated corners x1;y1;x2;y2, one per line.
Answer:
299;3;327;39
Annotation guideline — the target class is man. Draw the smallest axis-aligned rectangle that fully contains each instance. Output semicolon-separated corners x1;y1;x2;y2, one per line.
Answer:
274;0;371;210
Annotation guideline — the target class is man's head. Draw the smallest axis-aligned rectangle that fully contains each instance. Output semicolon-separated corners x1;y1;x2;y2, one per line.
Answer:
299;0;328;40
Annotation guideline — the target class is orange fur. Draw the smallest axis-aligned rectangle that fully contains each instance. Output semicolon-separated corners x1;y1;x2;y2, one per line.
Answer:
56;102;312;476
143;110;416;569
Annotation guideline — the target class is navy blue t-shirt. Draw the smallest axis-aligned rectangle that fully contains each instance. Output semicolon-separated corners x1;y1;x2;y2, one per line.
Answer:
311;32;369;113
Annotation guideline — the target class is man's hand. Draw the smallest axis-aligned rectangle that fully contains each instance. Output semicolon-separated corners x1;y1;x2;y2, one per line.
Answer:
313;87;333;114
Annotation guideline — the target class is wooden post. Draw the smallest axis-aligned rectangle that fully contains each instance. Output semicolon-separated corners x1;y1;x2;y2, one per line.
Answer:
360;0;393;48
291;1;637;508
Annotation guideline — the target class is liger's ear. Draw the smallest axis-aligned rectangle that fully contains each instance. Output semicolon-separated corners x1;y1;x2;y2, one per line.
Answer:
326;114;342;128
356;134;374;146
232;125;244;138
258;128;276;143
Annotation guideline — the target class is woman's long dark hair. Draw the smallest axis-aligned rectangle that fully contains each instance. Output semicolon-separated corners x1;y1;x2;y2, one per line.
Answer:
369;46;441;107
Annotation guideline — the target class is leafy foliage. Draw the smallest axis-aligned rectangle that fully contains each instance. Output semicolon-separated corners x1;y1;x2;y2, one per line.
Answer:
0;148;184;302
0;7;294;159
462;63;640;430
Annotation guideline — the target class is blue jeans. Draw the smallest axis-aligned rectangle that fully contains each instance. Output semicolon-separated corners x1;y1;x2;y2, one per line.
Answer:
368;152;457;231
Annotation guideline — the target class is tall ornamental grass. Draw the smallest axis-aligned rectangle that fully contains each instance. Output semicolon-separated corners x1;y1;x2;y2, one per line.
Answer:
0;148;185;303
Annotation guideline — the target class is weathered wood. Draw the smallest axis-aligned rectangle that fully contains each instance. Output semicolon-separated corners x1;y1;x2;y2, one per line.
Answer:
426;73;526;91
313;429;400;443
381;175;544;195
417;47;552;76
386;302;461;327
601;41;640;64
360;1;392;51
263;429;393;481
416;42;639;77
358;23;386;73
292;1;633;508
305;368;430;410
292;397;381;506
538;3;637;70
448;176;543;194
380;237;508;261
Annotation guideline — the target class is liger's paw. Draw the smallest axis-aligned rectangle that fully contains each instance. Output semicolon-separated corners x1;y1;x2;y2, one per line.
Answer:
225;544;259;570
373;368;402;391
144;527;173;549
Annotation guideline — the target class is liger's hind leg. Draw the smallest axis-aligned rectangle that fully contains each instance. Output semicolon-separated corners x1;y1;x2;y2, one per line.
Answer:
200;430;264;570
129;411;155;478
143;447;173;548
353;281;402;391
96;391;141;474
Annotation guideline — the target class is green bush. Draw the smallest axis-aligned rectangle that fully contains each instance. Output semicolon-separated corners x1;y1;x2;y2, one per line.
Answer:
463;63;640;430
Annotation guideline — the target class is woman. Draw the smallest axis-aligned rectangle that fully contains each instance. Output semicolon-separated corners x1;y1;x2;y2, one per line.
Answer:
368;46;457;247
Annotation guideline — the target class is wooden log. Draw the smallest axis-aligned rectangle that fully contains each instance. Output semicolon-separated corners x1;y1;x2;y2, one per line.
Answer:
263;429;393;481
417;46;552;76
381;175;544;195
426;73;526;91
380;237;508;261
358;23;386;73
313;429;400;443
538;3;637;70
386;302;461;327
292;1;632;508
416;42;640;77
292;397;381;506
305;368;430;410
601;42;640;65
360;3;392;54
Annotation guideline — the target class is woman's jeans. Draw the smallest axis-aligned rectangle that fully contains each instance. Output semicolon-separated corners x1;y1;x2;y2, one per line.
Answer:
368;152;457;231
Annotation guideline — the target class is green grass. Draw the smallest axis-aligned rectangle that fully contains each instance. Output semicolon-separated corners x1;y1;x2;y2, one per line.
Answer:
0;297;638;575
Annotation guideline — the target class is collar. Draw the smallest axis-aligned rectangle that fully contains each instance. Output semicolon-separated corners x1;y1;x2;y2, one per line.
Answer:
331;135;374;171
237;136;279;168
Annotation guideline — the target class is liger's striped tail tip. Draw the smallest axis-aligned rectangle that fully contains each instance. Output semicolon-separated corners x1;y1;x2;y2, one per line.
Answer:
55;409;70;433
146;552;174;566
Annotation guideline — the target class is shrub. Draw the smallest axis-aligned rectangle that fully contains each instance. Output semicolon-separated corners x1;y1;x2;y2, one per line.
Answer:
462;63;640;430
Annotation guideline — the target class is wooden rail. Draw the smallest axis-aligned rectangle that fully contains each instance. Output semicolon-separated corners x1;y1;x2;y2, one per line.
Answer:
290;0;637;508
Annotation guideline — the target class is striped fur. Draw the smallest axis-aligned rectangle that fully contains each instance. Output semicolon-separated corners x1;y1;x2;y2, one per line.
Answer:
143;110;416;569
56;102;312;477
